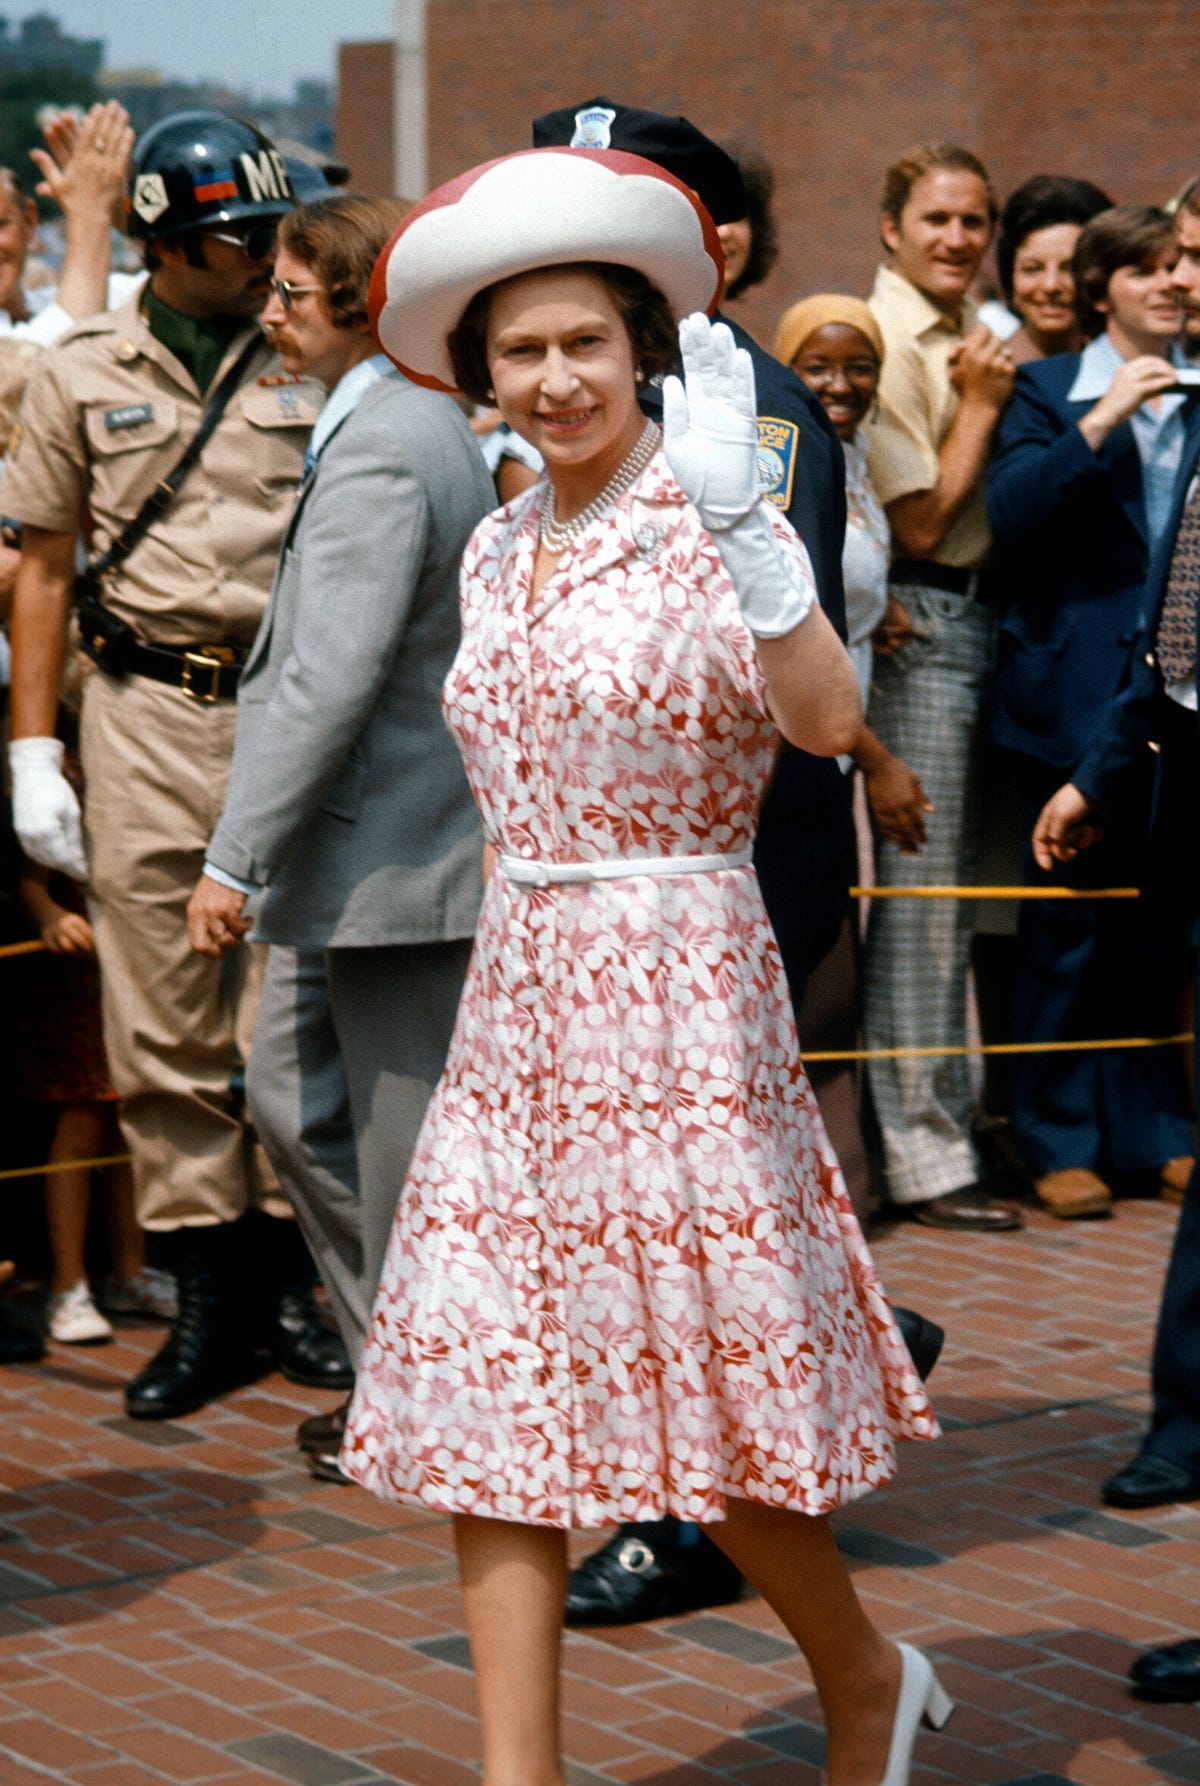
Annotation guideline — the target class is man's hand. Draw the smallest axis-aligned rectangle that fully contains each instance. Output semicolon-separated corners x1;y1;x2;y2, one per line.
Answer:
948;324;1016;413
187;874;252;958
872;594;914;658
1078;356;1181;453
42;906;96;956
1031;782;1106;870
865;751;933;854
31;100;132;222
8;736;87;880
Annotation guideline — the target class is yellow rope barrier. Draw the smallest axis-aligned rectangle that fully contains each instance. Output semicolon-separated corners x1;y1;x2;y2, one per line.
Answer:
0;1153;132;1183
849;885;1139;900
0;938;48;959
806;1032;1193;1064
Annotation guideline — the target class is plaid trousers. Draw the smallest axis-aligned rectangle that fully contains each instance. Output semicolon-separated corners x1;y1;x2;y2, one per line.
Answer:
861;584;997;1204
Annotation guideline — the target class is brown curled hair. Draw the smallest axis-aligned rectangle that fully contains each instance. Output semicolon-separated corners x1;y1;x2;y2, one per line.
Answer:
447;261;678;405
278;193;412;330
1071;204;1175;337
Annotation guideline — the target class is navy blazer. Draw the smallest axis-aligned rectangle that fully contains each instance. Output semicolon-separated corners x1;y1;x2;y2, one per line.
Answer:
986;352;1173;794
1079;396;1200;805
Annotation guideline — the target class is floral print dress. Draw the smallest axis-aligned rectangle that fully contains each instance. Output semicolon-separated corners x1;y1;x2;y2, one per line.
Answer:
341;453;937;1527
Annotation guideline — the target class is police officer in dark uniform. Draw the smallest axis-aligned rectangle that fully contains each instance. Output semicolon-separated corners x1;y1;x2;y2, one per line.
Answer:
532;98;943;1625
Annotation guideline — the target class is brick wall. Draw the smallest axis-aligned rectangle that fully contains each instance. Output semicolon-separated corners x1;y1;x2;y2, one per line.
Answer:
409;0;1200;345
335;39;395;195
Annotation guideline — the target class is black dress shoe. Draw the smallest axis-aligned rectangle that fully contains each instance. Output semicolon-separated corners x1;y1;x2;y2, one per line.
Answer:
297;1393;352;1456
1103;1451;1200;1509
125;1225;261;1419
308;1449;353;1486
1130;1637;1200;1700
0;1320;45;1364
891;1307;945;1382
909;1186;1023;1231
565;1525;742;1627
271;1290;354;1390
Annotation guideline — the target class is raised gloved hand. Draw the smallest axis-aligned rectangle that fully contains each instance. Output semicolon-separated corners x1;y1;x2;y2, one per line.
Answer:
663;313;815;638
8;736;87;881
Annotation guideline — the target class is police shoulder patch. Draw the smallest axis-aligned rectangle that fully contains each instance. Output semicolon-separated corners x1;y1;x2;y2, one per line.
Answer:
755;417;799;510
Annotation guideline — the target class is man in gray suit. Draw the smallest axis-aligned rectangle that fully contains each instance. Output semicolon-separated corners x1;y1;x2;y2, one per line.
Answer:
188;194;493;1475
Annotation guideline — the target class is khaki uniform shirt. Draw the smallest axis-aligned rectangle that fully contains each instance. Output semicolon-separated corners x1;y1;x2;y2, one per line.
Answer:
865;263;992;570
4;293;323;646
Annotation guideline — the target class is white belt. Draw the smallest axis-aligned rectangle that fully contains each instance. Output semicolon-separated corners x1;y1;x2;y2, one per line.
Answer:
498;848;753;889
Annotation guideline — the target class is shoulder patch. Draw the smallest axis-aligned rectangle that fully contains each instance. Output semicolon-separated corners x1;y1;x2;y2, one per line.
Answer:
756;418;798;511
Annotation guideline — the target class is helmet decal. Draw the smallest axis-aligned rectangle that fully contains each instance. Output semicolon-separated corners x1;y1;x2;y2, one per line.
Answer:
132;172;169;224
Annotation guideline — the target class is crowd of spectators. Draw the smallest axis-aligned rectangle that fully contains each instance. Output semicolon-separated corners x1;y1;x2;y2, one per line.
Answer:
0;80;1197;1740
0;99;1195;1341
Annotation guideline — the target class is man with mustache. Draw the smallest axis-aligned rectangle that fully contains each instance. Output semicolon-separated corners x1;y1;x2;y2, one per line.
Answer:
5;112;344;1420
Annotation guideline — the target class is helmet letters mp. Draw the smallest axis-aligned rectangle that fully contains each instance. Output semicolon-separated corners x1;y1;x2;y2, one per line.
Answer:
126;111;297;242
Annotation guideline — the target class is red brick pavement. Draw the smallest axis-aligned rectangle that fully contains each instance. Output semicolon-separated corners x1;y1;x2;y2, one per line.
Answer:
1;1198;1199;1785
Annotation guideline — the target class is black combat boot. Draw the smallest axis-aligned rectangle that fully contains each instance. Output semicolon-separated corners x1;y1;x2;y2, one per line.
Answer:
124;1222;261;1419
253;1215;354;1391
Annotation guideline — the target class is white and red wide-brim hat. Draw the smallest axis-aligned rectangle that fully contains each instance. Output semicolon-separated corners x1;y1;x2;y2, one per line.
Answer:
368;147;724;392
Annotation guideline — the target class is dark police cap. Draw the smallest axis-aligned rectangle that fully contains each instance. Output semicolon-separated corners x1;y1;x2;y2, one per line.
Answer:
531;97;747;227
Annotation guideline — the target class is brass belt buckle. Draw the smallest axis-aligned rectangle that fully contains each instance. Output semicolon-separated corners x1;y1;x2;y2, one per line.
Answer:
181;646;232;704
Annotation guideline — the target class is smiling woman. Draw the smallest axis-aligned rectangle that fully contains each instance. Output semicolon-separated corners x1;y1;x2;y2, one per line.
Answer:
338;146;952;1786
995;174;1113;363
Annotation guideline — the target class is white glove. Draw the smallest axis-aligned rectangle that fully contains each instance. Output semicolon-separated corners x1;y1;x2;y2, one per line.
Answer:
8;736;88;880
663;313;815;639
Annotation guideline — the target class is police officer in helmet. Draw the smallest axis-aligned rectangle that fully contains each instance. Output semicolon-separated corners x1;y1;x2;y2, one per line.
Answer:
6;113;348;1418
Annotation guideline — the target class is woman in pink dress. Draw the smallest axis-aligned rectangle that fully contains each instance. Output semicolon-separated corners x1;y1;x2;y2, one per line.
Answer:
341;148;947;1786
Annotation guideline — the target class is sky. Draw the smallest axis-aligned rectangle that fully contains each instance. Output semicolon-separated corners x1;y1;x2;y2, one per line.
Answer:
11;2;397;98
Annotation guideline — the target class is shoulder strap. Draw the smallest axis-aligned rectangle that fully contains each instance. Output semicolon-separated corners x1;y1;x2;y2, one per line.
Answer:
85;330;264;584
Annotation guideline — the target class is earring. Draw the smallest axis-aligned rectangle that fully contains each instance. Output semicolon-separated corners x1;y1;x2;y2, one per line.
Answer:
635;368;645;384
485;387;496;401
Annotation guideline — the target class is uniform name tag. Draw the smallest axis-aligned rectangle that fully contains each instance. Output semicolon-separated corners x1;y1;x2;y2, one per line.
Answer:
104;403;155;432
756;417;799;511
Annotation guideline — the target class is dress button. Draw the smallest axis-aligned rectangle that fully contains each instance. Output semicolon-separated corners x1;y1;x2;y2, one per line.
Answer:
1145;652;1156;666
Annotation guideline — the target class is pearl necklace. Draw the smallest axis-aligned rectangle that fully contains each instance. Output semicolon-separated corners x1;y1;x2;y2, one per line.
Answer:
539;420;661;553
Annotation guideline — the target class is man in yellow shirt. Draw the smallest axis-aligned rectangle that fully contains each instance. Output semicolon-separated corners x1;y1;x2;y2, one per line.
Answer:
863;143;1021;1230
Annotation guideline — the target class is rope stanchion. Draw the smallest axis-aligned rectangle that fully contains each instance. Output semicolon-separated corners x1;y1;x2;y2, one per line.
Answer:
849;885;1138;900
806;1032;1193;1064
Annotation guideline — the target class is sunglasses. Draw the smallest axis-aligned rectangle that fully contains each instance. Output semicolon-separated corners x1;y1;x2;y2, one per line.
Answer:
203;221;280;263
267;275;323;312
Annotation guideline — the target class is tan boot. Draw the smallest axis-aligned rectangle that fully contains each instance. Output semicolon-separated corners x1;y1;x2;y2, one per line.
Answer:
1160;1156;1195;1206
1034;1167;1112;1219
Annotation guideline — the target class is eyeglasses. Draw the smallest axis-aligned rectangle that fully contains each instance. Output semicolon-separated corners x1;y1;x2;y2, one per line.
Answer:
202;221;280;263
268;275;323;312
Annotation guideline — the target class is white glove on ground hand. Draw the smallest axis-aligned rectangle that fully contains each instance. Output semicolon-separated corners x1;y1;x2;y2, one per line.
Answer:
663;313;815;639
8;736;87;880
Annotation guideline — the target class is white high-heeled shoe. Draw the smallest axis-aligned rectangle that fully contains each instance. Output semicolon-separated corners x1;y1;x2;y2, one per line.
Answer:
821;1641;954;1786
877;1642;953;1785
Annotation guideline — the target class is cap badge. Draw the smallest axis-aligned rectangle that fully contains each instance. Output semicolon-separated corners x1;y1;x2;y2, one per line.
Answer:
570;106;616;149
132;173;169;225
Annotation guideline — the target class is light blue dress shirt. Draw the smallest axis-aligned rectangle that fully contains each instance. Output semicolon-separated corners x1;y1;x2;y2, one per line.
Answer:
1067;331;1188;549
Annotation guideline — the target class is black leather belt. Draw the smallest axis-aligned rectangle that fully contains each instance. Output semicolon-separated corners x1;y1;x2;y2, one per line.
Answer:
127;640;246;703
889;558;978;596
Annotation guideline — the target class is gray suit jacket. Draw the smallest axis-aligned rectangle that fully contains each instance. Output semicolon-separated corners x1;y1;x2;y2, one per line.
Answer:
208;369;494;949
